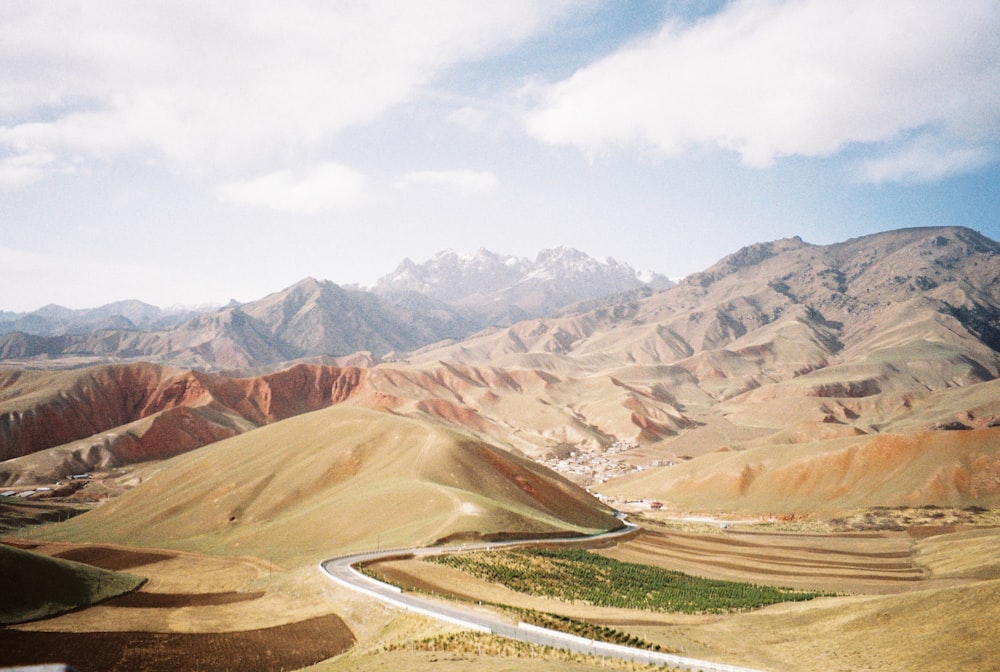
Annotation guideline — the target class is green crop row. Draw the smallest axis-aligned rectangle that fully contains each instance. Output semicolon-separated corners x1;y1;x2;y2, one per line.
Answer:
432;548;827;614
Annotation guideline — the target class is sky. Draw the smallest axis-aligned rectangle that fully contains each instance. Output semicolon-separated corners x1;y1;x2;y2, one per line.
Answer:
2;0;999;312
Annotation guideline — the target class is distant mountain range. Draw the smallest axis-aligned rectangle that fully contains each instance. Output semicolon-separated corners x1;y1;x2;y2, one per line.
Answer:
3;226;999;514
0;300;201;337
373;246;672;326
0;246;671;371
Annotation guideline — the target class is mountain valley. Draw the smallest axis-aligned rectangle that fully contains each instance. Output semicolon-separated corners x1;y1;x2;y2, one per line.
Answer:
2;226;999;672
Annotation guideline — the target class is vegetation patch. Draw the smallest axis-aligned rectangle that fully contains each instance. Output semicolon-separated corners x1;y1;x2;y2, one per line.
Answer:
0;543;145;624
431;548;827;613
828;505;1000;533
503;605;668;651
382;631;668;671
359;563;671;649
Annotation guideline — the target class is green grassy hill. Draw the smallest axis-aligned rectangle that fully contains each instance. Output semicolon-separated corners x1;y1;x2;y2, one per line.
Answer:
0;543;144;624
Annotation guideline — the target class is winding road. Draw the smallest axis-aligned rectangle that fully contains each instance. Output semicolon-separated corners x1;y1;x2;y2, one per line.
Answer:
320;518;766;672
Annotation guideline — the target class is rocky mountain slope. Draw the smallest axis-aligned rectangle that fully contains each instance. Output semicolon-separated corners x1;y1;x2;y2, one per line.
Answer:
0;248;665;371
384;226;1000;509
373;246;672;326
0;300;199;336
0;279;472;371
2;226;999;511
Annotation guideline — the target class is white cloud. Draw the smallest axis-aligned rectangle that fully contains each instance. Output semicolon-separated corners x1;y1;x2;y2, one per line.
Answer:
0;151;65;191
394;169;500;194
218;163;368;215
860;137;994;185
0;1;575;182
524;0;1000;178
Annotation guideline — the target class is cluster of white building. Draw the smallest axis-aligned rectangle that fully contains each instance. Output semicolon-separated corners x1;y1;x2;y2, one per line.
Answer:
540;439;648;485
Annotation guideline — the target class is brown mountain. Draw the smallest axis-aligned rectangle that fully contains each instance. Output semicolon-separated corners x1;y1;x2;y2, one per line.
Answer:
3;226;999;512
0;278;472;371
0;248;670;371
0;363;366;485
377;227;1000;509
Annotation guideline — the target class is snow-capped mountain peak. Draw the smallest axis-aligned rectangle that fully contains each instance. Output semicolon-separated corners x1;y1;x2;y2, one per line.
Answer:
374;246;670;326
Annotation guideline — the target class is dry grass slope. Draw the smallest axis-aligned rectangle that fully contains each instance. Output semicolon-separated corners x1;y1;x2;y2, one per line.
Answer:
605;427;1000;513
33;406;619;566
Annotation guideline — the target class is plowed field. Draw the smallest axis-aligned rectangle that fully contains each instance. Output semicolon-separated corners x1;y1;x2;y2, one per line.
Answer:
0;614;353;672
601;527;924;593
0;542;356;671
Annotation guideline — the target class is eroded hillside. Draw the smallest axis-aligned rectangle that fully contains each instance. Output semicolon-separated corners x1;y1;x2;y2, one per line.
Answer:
3;227;999;512
0;363;366;485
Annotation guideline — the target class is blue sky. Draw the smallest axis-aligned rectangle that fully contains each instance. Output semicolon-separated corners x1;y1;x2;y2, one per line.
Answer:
2;0;999;311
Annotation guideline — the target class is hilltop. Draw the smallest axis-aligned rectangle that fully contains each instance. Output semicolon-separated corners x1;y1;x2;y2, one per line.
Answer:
31;406;621;566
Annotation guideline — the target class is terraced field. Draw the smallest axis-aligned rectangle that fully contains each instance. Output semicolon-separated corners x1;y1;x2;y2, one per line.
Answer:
600;527;925;594
431;548;828;612
359;523;1000;671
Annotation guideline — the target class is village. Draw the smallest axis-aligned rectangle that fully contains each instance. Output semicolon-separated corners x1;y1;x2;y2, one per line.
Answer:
538;438;674;508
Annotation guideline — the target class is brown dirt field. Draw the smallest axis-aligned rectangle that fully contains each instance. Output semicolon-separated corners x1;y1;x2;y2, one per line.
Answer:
600;527;926;594
106;591;265;608
0;613;354;672
1;539;358;671
54;546;175;570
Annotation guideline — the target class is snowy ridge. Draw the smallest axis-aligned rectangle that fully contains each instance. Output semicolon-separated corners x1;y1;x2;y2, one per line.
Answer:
373;246;672;324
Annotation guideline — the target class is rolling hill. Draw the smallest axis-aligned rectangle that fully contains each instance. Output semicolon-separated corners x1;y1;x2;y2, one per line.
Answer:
2;226;999;515
32;406;622;566
0;542;144;624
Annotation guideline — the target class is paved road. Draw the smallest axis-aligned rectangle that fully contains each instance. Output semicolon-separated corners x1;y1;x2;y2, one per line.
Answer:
319;520;766;672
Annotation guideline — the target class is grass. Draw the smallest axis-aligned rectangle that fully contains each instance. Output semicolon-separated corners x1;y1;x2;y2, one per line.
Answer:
0;543;145;624
383;631;672;670
431;548;827;614
501;604;668;651
32;406;619;567
309;630;675;672
357;559;669;652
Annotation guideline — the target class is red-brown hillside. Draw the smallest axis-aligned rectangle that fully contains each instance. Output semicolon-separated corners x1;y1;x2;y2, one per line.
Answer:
0;363;366;485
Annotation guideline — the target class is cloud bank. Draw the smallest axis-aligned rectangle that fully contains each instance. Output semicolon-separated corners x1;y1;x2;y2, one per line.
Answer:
524;0;1000;182
0;1;573;190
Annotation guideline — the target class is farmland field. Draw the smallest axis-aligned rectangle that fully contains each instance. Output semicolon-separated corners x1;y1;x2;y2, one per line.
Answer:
361;523;1000;672
0;541;356;672
430;548;827;613
0;615;354;672
5;520;999;672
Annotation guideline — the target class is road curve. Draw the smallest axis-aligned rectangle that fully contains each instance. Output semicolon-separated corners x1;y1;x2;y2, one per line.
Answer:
319;518;766;672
